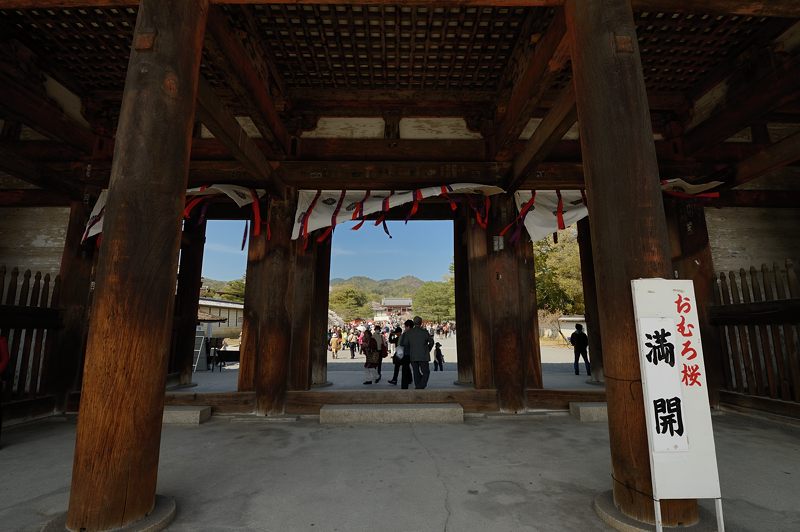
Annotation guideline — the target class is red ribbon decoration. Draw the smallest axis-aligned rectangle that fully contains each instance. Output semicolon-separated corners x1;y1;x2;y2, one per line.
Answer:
556;190;566;230
440;185;458;212
373;191;394;229
300;190;323;250
470;196;490;229
404;189;424;224
317;190;347;243
183;184;210;219
250;189;262;237
351;190;371;231
499;192;537;237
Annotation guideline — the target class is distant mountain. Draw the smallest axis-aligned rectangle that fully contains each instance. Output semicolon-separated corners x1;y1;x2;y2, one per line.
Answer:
330;275;425;299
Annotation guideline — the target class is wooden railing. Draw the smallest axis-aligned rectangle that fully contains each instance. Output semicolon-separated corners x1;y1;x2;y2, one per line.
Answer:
0;265;62;401
712;260;800;404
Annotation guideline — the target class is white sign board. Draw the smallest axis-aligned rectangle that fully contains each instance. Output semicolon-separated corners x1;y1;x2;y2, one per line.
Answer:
631;279;721;501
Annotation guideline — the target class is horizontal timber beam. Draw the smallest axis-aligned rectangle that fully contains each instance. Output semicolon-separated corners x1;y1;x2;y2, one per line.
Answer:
195;77;285;197
0;145;81;197
508;82;576;191
730;131;800;188
4;2;800;18
0;188;71;207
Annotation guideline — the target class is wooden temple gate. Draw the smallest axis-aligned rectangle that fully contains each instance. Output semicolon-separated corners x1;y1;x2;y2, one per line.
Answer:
0;1;799;530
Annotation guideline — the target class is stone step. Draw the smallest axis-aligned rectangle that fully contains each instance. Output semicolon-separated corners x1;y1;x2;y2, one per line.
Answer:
320;403;464;424
569;402;608;422
163;405;212;425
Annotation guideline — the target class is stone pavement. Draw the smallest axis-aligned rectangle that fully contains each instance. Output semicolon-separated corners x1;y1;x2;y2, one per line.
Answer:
1;411;798;531
190;335;601;393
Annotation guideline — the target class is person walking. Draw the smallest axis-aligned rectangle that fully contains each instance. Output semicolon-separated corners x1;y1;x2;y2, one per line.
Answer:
362;330;380;385
400;316;434;389
372;327;386;383
570;324;591;377
388;322;412;387
330;333;342;359
348;331;357;359
433;342;444;371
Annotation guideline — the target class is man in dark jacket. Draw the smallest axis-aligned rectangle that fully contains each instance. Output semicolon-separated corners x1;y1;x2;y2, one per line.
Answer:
400;316;434;389
569;324;591;377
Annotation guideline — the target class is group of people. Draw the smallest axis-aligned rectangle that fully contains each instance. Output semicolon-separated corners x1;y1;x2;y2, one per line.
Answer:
328;317;445;389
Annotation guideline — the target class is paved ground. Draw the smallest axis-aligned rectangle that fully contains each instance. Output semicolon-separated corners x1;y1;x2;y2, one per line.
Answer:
191;335;600;393
1;411;798;531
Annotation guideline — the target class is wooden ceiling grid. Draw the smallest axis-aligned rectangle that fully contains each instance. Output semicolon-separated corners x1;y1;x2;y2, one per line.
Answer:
0;5;782;113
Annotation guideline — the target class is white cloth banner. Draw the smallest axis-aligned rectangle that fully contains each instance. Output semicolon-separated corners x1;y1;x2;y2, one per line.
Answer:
82;185;263;242
514;190;588;243
631;279;721;500
291;184;504;240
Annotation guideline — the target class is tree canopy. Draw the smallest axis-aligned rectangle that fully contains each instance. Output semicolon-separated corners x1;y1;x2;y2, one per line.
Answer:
413;281;455;322
533;229;584;315
328;284;373;322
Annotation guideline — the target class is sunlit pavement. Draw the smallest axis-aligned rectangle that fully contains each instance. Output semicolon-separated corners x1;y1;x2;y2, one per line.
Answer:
190;334;602;393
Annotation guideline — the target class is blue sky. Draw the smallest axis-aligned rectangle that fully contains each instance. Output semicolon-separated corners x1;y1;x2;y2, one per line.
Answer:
201;219;454;282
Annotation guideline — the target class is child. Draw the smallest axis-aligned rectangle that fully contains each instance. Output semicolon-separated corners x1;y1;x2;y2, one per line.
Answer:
433;342;444;371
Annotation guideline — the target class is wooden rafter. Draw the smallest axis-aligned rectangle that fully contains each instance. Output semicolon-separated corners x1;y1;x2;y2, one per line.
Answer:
195;77;285;197
683;55;800;155
205;6;290;155
0;76;96;154
0;145;80;197
507;82;576;191
726;130;800;188
493;8;569;157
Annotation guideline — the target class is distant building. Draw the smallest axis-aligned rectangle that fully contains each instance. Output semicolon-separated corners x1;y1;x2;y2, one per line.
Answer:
197;297;244;337
374;297;412;321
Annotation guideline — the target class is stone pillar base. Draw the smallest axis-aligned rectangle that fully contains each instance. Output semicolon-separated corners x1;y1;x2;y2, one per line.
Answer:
594;490;717;531
43;495;176;532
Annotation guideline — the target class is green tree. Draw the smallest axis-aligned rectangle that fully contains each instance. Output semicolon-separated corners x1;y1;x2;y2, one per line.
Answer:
329;284;372;322
413;281;455;322
219;276;246;303
533;229;584;315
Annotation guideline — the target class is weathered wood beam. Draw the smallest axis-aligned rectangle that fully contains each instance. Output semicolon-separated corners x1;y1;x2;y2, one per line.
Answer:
493;8;569;156
729;130;800;187
704;189;800;208
195;77;285;197
5;2;800;18
508;82;576;191
683;55;800;155
0;77;96;154
0;188;71;207
0;145;80;197
297;138;487;161
206;6;290;154
286;88;496;118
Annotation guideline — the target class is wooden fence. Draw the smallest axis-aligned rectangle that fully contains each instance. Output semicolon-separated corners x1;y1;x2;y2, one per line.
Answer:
0;265;62;401
712;260;800;404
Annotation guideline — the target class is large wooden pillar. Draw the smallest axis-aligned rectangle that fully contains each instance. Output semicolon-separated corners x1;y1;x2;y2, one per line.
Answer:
238;218;261;392
566;0;698;525
66;1;208;529
311;235;332;386
487;194;527;412
464;206;493;389
519;238;543;389
288;234;317;391
255;191;302;415
577;217;604;383
665;200;722;407
53;200;95;402
174;214;207;385
453;213;474;384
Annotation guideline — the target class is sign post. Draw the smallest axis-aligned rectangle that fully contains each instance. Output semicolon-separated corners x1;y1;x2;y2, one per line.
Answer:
631;279;724;532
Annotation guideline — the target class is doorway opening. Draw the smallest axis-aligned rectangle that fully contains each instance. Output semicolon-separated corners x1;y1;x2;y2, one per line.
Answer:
323;219;460;391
